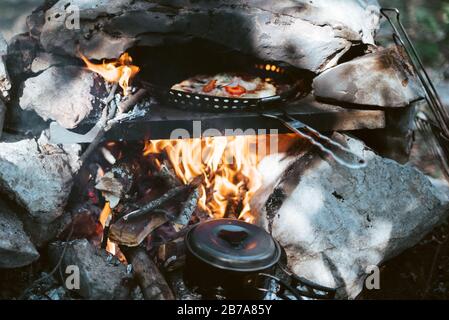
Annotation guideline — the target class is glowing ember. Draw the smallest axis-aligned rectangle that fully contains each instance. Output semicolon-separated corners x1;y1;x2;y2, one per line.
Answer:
80;52;140;95
98;202;117;256
99;202;111;228
143;135;291;223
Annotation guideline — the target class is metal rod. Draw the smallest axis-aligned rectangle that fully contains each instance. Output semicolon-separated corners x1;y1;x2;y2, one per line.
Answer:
261;113;367;170
381;8;449;136
381;7;449;177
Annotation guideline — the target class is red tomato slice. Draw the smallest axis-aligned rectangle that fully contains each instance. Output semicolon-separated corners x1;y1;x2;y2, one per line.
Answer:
202;79;217;93
225;85;247;96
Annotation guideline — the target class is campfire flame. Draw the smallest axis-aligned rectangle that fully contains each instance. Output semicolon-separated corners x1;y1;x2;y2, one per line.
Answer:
144;135;285;223
99;202;117;255
80;52;140;95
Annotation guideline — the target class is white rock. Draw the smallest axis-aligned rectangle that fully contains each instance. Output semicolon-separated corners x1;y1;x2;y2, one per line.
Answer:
0;133;81;223
36;0;381;73
19;66;95;129
313;46;425;107
251;134;449;298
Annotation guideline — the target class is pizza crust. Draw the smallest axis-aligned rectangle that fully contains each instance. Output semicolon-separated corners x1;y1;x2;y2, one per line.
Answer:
171;73;277;98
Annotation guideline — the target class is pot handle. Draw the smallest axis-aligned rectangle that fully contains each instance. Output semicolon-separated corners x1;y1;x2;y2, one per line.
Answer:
255;273;305;300
254;266;337;300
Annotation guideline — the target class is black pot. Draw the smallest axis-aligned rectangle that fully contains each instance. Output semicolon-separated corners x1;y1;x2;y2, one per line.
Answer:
184;219;281;299
184;219;337;300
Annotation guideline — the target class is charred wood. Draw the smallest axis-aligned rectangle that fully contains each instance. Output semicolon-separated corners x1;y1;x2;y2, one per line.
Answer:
157;237;186;272
109;212;168;247
122;176;203;221
165;270;201;300
80;88;147;163
122;247;174;300
118;89;147;114
149;153;183;189
173;188;199;231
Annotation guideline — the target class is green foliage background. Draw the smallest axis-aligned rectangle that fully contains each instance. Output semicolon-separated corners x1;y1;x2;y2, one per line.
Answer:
380;0;449;69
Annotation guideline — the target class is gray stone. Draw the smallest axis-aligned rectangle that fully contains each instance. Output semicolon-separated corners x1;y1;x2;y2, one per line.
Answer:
22;213;71;249
19;66;95;129
0;133;81;224
30;52;73;74
35;0;381;73
0;198;40;268
48;239;130;300
313;46;425;108
6;33;40;82
251;134;449;298
0;99;5;139
0;32;12;101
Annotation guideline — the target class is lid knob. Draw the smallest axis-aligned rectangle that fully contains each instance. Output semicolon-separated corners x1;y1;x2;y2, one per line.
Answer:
217;225;248;247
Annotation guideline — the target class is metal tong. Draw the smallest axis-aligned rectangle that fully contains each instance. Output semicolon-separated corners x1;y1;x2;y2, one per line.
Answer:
381;8;449;177
261;112;367;170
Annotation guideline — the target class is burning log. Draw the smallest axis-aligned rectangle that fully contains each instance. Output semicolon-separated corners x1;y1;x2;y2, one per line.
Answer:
80;88;148;163
118;89;147;114
173;188;200;231
109;212;168;247
154;163;182;189
95;172;124;208
122;247;174;300
122;176;203;221
95;161;137;208
148;152;183;189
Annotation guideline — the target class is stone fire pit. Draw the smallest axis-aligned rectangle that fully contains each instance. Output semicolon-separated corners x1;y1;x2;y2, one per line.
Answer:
0;0;448;300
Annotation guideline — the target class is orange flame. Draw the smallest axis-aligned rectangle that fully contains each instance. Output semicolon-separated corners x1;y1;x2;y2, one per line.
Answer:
144;134;297;223
98;202;117;256
80;52;140;95
99;202;111;228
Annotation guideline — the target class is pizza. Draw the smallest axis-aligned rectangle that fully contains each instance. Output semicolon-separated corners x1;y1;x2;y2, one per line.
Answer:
171;73;277;98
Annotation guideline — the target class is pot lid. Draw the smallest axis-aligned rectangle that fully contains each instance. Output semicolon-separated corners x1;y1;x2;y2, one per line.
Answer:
185;219;281;272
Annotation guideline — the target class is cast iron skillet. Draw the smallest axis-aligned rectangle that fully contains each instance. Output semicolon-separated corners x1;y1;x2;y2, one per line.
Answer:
164;62;302;112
